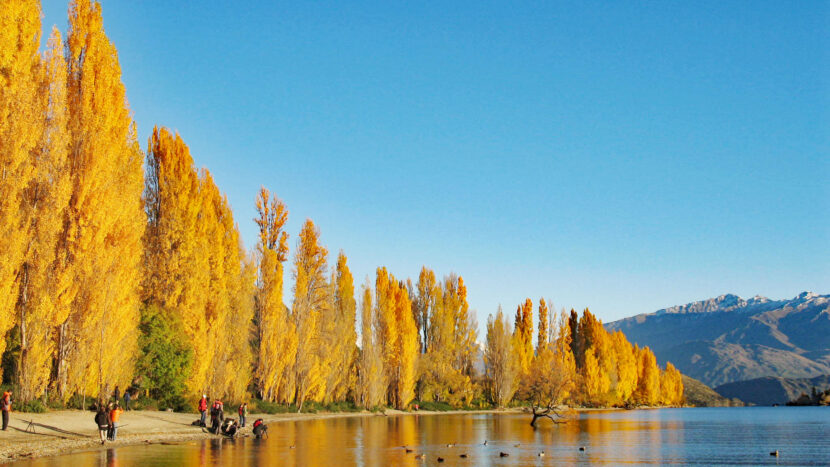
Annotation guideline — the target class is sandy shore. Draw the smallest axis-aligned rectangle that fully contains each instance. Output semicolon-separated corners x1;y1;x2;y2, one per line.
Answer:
0;407;523;463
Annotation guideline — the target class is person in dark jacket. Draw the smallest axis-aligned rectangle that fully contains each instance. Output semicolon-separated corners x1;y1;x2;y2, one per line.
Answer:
210;399;224;433
95;405;109;444
221;418;239;437
123;390;132;411
1;391;12;431
113;386;120;403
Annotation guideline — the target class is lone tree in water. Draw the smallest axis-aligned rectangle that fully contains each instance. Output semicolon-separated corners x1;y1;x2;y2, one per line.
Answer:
521;339;576;427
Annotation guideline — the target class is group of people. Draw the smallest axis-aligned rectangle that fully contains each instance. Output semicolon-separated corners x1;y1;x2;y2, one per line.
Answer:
112;385;133;411
94;401;124;444
197;396;265;438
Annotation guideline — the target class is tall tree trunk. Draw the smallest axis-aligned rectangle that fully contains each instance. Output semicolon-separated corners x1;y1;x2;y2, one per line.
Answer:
17;264;29;397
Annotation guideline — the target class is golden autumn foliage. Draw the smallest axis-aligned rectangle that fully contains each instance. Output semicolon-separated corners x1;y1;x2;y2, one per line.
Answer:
635;345;662;406
484;307;519;407
292;219;330;411
660;362;685;406
15;27;73;400
254;187;296;402
60;0;145;399
324;252;357;403
143;127;210;395
513;298;534;375
143;127;251;401
358;281;385;408
413;267;437;353
0;0;43;368
536;298;549;353
0;0;686;412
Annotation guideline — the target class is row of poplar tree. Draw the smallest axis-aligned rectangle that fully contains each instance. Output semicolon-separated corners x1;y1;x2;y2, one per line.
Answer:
0;0;683;409
485;302;684;409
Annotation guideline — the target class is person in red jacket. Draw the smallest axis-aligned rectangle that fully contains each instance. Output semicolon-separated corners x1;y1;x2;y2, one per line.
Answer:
198;395;208;427
238;402;248;427
108;403;124;441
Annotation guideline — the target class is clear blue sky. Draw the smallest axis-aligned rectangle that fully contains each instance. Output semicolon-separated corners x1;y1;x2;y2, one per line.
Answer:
42;1;828;327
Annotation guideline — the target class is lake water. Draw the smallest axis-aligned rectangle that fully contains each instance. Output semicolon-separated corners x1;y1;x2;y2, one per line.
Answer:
12;407;830;466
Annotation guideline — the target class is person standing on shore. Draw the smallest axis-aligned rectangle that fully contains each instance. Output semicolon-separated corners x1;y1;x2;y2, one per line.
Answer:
210;399;224;433
238;403;248;427
113;386;120;404
1;390;11;431
198;395;208;426
109;403;124;441
95;404;109;444
124;390;132;411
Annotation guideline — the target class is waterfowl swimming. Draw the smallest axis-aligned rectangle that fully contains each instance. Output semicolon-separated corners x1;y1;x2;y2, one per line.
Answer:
460;454;468;458
538;451;545;457
446;443;454;448
499;452;509;457
414;454;425;460
579;446;586;451
437;457;445;463
770;450;779;457
405;448;413;454
483;440;488;445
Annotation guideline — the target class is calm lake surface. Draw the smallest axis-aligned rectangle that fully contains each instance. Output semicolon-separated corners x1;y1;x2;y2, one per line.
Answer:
13;407;829;466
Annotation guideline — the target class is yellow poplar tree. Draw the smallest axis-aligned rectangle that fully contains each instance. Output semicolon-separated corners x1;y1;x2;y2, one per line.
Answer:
583;348;610;405
485;307;519;407
0;0;42;370
358;280;384;408
292;219;329;411
611;330;638;403
325;252;357;403
552;309;577;402
201;171;251;399
16;28;73;401
414;266;437;353
635;346;660;406
61;0;144;398
142;127;209;396
536;298;549;354
375;267;397;403
448;276;477;376
254;187;296;402
660;362;684;406
513;298;534;375
420;272;475;406
393;282;418;409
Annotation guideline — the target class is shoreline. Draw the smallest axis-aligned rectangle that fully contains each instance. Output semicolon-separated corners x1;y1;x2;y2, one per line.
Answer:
0;407;528;463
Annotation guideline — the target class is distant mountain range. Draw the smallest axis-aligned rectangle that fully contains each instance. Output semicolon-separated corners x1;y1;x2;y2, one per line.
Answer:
606;292;830;388
714;374;830;406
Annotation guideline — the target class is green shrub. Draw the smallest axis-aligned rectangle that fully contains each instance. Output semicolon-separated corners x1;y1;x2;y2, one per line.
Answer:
136;304;193;411
416;400;453;411
251;400;296;414
17;399;47;413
